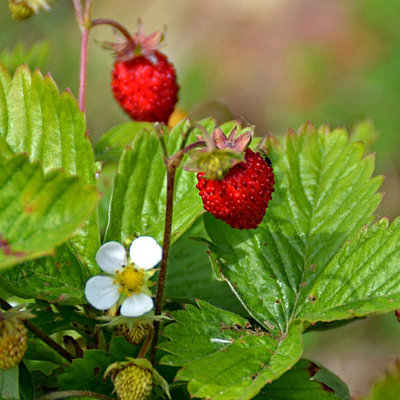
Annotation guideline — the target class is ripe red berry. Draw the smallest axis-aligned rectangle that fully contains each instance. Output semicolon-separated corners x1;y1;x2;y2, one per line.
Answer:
112;51;178;123
196;148;274;229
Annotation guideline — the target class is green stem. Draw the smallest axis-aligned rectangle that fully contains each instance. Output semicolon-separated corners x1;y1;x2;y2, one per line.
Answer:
36;390;112;400
0;298;75;363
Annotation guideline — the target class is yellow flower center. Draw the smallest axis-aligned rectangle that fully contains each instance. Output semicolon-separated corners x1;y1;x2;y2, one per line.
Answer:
115;265;144;296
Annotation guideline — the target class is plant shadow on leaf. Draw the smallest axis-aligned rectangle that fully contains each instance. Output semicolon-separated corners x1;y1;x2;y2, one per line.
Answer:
165;217;248;316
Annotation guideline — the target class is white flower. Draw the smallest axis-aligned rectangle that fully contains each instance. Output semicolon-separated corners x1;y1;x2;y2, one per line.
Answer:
85;236;162;317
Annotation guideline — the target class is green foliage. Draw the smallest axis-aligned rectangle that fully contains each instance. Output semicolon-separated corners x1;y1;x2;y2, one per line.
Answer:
104;120;204;245
24;338;64;365
162;123;400;399
0;366;19;400
0;42;51;75
256;359;349;399
0;244;90;303
58;349;114;393
166;219;247;315
94;121;153;163
59;336;138;394
350;119;378;152
205;123;390;334
18;362;33;400
0;154;97;270
299;217;400;322
160;300;304;400
0;62;100;272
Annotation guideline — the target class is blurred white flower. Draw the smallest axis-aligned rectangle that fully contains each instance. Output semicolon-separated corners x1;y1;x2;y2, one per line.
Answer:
85;236;162;317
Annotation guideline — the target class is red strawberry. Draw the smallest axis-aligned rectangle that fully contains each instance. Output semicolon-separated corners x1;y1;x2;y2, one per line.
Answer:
109;22;178;123
196;148;274;229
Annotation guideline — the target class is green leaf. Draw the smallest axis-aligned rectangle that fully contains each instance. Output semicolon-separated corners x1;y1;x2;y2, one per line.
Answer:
350;119;378;152
363;361;400;400
160;300;303;400
166;219;248;315
255;359;349;399
104;120;204;245
58;350;113;394
0;136;13;158
0;244;89;304
0;63;99;272
27;303;98;340
205;123;388;335
24;338;64;365
94;121;153;163
0;42;51;76
0;154;97;270
0;366;19;400
18;362;33;400
299;217;400;322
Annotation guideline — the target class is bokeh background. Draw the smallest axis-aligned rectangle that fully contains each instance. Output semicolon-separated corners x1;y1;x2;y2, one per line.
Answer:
2;0;400;397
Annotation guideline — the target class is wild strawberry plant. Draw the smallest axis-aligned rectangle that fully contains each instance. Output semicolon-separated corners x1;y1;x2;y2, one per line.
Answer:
0;1;399;400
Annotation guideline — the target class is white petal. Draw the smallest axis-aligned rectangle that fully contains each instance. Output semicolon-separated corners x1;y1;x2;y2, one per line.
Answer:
120;293;154;317
129;236;162;270
95;241;127;273
85;276;120;310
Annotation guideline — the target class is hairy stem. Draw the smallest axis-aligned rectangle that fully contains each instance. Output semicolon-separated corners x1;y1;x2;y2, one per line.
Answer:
37;390;112;400
137;326;154;359
149;126;193;363
182;140;206;154
150;165;177;363
73;0;93;113
78;25;90;112
91;18;136;48
72;0;83;26
0;298;75;363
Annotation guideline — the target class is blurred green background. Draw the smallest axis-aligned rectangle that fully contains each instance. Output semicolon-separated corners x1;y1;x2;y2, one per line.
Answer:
2;0;400;397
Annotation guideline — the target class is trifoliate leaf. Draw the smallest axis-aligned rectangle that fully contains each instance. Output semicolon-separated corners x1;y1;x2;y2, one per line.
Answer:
104;120;204;245
0;63;99;273
160;300;303;400
205;123;390;336
0;154;97;270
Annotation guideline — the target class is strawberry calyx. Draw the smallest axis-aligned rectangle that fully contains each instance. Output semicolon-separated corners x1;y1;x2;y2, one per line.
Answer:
185;123;254;180
100;19;165;63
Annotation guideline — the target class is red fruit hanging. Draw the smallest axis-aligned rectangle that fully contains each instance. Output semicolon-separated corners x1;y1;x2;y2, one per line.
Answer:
197;148;274;229
109;21;179;123
187;124;275;230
